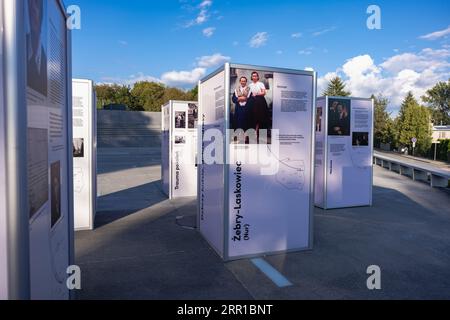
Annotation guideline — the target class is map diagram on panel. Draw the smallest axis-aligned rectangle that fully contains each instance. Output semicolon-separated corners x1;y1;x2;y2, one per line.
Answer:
73;167;84;193
276;159;305;190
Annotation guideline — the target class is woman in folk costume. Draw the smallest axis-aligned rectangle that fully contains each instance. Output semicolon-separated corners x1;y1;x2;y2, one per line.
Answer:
249;72;270;142
232;76;252;131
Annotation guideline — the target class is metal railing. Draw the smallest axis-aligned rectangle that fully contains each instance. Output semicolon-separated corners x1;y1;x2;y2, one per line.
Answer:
374;152;450;188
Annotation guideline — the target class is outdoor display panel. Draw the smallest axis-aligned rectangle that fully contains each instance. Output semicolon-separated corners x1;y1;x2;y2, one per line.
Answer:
161;100;198;199
0;0;73;300
27;0;74;300
198;63;316;261
314;96;374;210
72;79;97;230
0;2;8;299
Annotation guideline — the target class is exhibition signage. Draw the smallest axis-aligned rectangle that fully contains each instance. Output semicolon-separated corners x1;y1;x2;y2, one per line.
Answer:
72;79;97;230
161;100;199;198
0;0;74;300
314;96;374;210
198;63;316;261
0;2;8;299
27;0;74;300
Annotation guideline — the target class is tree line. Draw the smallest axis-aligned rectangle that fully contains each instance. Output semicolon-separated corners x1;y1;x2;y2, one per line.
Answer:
95;77;450;159
95;82;198;112
323;77;450;159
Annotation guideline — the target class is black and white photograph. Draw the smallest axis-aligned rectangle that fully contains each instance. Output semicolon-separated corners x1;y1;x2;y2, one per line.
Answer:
175;111;186;129
50;161;61;228
188;103;198;129
353;132;370;146
73;138;84;158
26;0;48;97
328;98;351;136
230;68;273;144
175;136;186;144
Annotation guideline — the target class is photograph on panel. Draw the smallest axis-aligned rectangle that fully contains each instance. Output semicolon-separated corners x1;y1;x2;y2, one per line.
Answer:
230;68;273;145
328;98;351;136
175;111;186;129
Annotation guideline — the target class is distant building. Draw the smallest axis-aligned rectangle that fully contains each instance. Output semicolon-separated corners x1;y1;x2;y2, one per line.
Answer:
432;125;450;143
103;103;128;111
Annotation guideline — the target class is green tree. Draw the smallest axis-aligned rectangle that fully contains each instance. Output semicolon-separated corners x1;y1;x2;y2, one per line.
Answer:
372;94;396;148
113;85;141;111
95;84;140;110
422;79;450;125
95;81;199;112
323;76;351;97
131;81;165;112
396;92;432;156
187;85;198;101
163;87;191;104
95;84;117;109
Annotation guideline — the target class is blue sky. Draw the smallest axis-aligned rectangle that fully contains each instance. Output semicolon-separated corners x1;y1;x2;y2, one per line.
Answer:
70;0;450;114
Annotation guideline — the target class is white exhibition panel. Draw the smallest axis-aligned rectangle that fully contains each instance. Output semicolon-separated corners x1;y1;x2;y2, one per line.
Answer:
315;97;374;209
26;0;73;299
0;4;7;299
161;100;198;199
72;79;97;231
161;105;170;196
199;64;315;261
314;98;326;209
171;101;198;198
198;70;226;257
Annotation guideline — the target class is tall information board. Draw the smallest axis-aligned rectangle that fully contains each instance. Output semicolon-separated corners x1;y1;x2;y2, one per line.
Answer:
0;0;73;300
161;100;198;199
0;1;8;299
199;63;316;261
72;79;97;230
315;96;374;209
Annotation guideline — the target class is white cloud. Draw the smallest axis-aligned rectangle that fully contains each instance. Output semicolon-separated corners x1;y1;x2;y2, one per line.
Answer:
317;72;338;95
127;72;160;84
249;32;268;48
380;48;450;73
101;72;161;86
161;51;229;86
161;68;207;86
185;0;213;27
202;27;216;37
196;53;230;68
298;47;313;55
276;50;283;55
312;26;336;37
318;47;450;115
101;52;230;89
195;10;208;24
304;67;315;71
342;55;380;78
199;0;212;8
291;32;302;38
420;26;450;40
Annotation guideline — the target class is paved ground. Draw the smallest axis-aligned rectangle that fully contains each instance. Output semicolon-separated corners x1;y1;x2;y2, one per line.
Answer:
75;148;450;300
